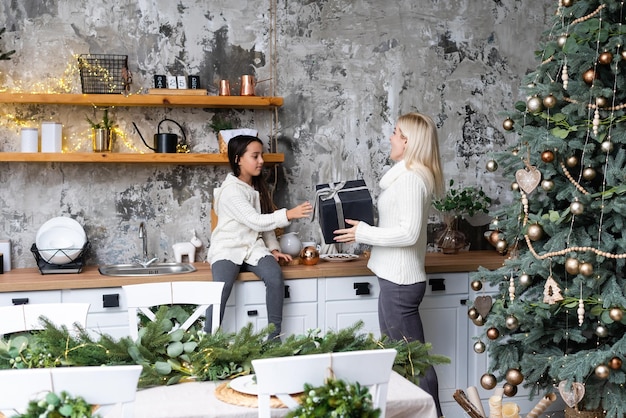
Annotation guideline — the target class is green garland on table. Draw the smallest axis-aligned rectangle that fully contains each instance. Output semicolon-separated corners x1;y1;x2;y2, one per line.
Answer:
11;391;98;418
0;306;449;388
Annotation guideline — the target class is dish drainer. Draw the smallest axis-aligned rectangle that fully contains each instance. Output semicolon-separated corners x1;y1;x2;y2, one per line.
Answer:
30;242;90;274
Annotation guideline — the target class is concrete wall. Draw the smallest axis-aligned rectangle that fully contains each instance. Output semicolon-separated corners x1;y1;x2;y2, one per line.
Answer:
0;0;551;268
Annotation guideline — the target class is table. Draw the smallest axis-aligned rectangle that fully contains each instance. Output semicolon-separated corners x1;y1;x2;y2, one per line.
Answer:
133;371;438;418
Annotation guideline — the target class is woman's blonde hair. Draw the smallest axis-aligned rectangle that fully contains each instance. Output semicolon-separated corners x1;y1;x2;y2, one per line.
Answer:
397;112;444;198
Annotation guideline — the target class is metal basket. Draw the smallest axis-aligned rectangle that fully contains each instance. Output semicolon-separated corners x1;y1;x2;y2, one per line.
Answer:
78;54;130;94
30;242;90;274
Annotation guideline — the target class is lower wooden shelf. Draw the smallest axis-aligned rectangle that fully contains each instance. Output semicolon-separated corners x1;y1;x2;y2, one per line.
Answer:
0;152;284;165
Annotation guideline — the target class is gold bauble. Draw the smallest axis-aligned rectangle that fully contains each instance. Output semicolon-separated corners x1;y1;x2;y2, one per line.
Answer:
543;94;557;109
599;51;613;65
468;307;479;320
299;246;320;265
595;324;609;338
582;167;597;181
622;49;626;61
595;364;610;379
557;34;568;48
541;179;555;191
511;182;519;191
505;368;524;386
480;373;497;390
472;315;486;326
486;159;498;172
471;280;483;292
495;239;508;254
570;200;584;215
489;230;501;246
503;118;514;131
566;155;579;167
579;262;593;277
565;257;580;275
609;308;623;322
519;273;532;287
503;383;518;397
541;150;555;163
609;356;623;370
527;223;544;241
561;0;573;7
601;140;614;153
474;340;486;354
596;96;608;108
505;315;519;330
527;96;543;113
583;68;597;85
486;327;500;340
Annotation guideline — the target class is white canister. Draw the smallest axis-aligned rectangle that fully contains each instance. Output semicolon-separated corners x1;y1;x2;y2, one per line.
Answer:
41;122;62;152
0;239;10;272
20;128;39;152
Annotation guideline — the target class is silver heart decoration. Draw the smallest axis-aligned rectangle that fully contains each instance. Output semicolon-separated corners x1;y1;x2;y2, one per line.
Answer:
558;380;585;408
515;166;541;194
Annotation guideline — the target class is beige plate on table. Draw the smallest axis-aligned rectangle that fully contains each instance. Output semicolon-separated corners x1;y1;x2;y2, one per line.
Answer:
320;253;359;262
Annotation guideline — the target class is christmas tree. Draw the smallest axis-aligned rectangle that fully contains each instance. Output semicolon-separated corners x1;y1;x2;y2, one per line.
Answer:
471;1;626;417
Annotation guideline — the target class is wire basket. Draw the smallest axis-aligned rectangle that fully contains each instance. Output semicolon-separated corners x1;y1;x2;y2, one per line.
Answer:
78;54;130;94
30;242;90;274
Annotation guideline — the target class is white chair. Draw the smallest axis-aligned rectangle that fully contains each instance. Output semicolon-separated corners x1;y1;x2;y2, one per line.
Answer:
251;348;397;418
122;281;224;340
0;364;142;418
0;302;90;335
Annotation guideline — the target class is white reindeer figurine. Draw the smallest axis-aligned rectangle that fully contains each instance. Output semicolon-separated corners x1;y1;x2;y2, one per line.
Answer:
172;230;203;263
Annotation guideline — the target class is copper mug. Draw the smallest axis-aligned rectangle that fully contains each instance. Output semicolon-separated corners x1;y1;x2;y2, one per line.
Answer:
219;80;231;96
240;75;255;96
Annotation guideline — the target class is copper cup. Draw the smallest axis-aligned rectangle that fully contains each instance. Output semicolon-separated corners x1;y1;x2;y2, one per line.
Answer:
240;75;255;96
219;80;231;96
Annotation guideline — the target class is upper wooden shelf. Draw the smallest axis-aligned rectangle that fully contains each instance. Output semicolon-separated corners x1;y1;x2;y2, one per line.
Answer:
0;92;284;109
0;152;285;165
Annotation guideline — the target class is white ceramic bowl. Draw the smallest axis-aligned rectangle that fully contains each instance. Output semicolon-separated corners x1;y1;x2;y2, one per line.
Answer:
36;217;87;264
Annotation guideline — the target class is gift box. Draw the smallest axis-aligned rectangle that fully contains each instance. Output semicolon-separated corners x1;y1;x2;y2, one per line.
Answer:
315;180;374;244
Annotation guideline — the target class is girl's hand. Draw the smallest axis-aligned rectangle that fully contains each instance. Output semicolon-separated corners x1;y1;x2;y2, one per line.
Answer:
271;249;293;262
333;219;360;243
286;201;313;220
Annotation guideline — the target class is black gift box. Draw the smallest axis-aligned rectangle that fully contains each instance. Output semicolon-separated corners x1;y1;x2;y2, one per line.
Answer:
315;180;375;244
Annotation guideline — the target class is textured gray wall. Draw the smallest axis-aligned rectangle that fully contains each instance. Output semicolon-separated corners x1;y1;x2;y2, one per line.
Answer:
0;0;551;268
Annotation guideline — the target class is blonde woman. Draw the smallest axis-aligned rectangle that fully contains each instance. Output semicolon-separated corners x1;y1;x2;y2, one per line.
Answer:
334;112;444;416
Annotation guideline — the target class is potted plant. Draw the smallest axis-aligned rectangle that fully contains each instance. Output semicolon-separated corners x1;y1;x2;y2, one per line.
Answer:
86;108;115;152
432;180;492;254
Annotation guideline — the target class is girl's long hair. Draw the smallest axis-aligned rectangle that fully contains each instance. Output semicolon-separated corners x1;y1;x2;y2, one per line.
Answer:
228;135;274;213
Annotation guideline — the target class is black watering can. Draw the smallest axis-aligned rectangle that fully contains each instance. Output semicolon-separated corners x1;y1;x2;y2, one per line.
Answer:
133;118;187;153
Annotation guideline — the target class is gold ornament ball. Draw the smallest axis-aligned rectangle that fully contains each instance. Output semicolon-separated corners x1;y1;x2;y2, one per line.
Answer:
601;141;614;153
486;159;498;172
299;246;320;265
595;364;610;379
503;383;518;397
599;51;613;65
566;155;579;168
561;0;573;7
511;182;519;191
557;34;568;48
505;315;519;330
541;150;555;163
609;308;623;322
583;68;596;85
595;324;609;338
622;50;626;61
579;262;593;277
480;373;497;390
486;327;500;340
502;118;514;131
570;200;584;215
582;167;597;181
519;273;532;287
474;341;486;354
471;280;483;292
472;315;486;326
527;223;544;241
565;257;580;275
505;368;524;386
541;179;555;191
543;94;557;109
468;307;479;320
596;96;608;108
527;96;543;113
489;230;501;246
495;239;508;254
609;357;623;370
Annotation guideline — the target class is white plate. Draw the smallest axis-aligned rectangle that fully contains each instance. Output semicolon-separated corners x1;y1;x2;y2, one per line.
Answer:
229;375;258;395
36;217;87;265
320;253;359;262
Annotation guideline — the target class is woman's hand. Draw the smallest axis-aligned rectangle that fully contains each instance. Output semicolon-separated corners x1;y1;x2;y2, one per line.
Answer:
333;219;360;243
286;201;313;220
271;249;292;262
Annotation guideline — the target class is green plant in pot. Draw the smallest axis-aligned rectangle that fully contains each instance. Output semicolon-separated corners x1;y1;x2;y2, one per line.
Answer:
432;179;491;254
86;108;115;152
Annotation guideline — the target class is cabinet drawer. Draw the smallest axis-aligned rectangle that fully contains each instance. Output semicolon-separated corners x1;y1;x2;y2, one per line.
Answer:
323;276;379;301
0;290;62;305
425;272;469;296
238;279;317;304
62;288;126;312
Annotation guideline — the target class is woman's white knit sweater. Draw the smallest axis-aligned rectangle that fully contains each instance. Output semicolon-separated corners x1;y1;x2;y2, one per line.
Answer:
207;173;291;266
355;161;431;285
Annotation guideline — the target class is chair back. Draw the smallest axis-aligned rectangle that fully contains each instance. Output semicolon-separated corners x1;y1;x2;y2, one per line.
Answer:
251;348;397;418
0;365;142;417
0;302;90;335
123;281;224;340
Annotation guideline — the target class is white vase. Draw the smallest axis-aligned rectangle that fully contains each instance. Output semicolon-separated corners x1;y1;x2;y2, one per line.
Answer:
279;232;302;256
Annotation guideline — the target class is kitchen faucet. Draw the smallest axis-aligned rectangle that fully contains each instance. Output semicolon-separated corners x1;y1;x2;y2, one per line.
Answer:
137;222;158;267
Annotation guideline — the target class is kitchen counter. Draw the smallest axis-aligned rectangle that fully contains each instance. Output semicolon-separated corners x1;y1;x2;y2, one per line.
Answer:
0;250;505;292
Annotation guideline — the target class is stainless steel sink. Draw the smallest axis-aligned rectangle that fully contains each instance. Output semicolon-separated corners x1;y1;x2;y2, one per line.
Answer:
98;262;197;277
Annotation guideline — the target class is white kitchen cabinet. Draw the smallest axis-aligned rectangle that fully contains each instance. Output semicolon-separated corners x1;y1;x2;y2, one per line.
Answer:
0;290;61;305
61;288;127;340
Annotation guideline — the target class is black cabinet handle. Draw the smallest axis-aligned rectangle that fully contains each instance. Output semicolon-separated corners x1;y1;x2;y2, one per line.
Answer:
284;285;290;299
247;310;258;316
460;299;468;305
12;298;29;305
354;282;370;295
429;278;446;291
102;293;120;308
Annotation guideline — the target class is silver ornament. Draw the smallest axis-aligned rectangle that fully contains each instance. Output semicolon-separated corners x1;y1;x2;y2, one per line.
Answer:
595;324;609;338
570;200;584;215
486;160;498;172
601;140;614;153
557;35;568;48
519;274;532;287
541;179;555;191
595;364;610;379
527;96;543;113
582;167;597;181
473;340;486;354
505;315;519;330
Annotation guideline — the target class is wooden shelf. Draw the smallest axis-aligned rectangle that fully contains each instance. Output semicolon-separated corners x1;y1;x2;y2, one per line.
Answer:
0;152;285;165
0;92;284;109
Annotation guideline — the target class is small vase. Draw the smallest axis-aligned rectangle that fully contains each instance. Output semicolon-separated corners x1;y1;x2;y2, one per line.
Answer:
92;128;114;152
435;214;467;254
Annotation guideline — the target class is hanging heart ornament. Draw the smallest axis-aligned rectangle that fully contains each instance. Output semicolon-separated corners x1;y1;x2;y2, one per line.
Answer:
515;166;541;194
558;381;585;408
473;295;493;319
